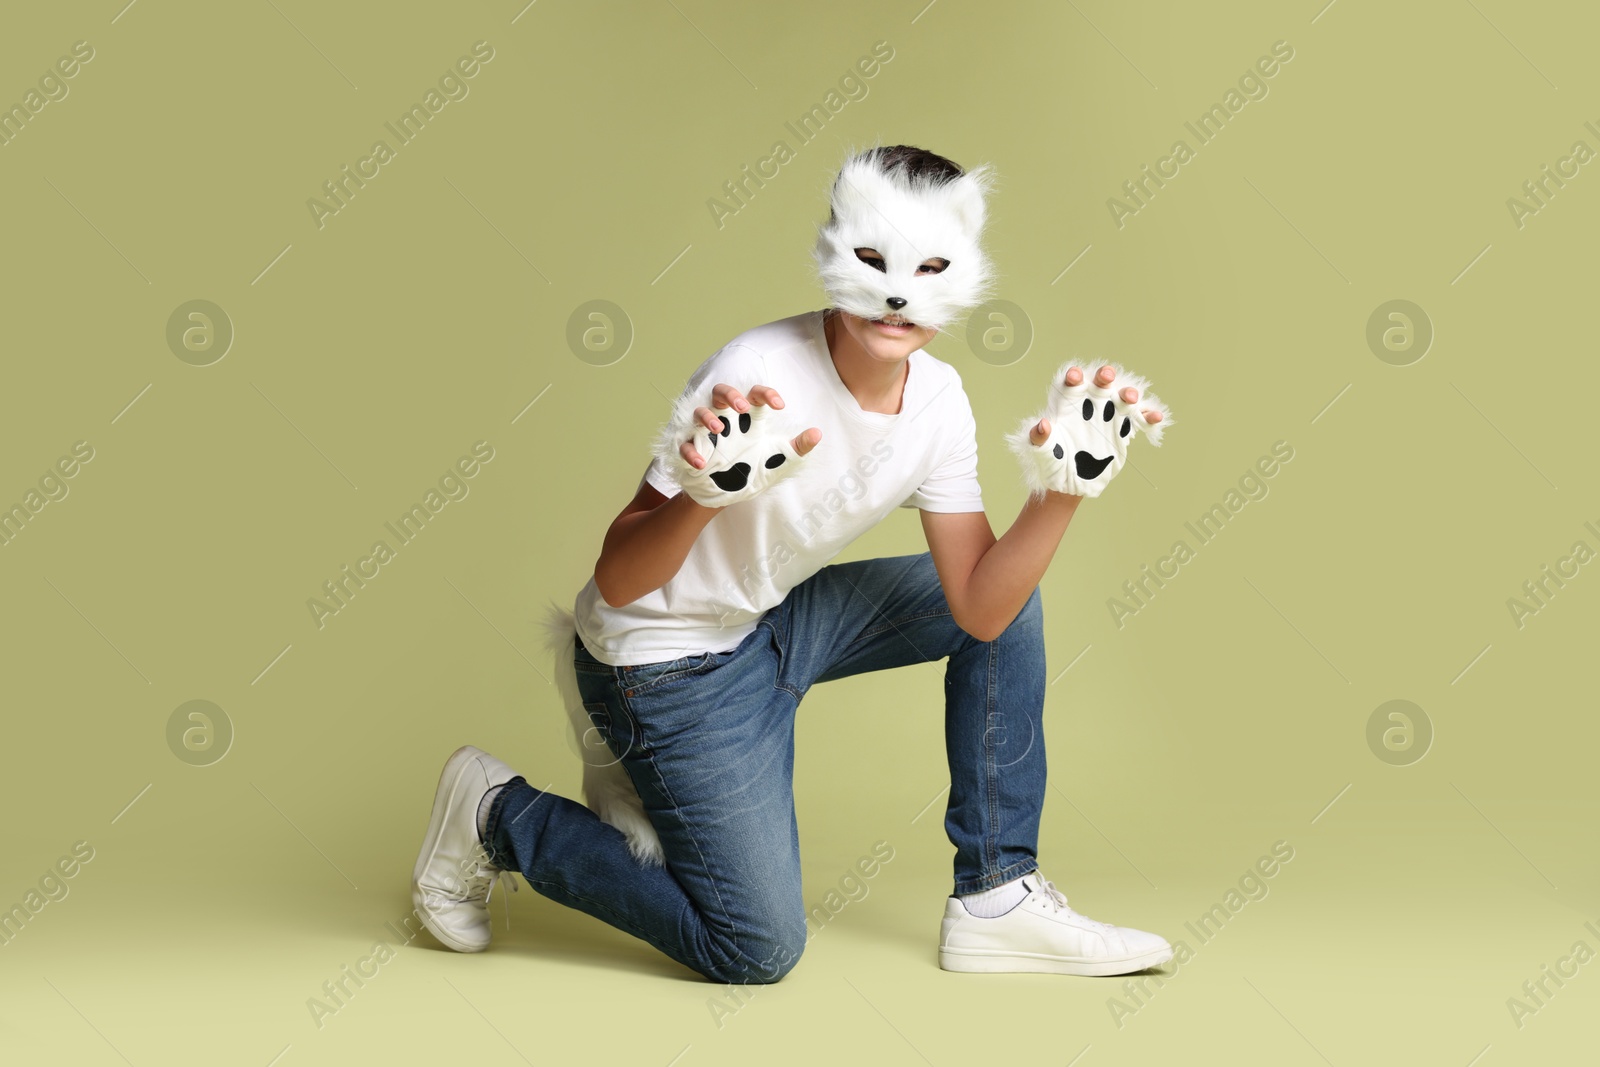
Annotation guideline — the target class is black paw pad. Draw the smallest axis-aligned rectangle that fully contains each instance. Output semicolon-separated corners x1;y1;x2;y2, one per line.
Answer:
710;463;752;492
1074;451;1113;479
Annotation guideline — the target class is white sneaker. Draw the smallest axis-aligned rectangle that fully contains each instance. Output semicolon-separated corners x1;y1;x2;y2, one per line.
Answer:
412;745;520;953
939;870;1172;976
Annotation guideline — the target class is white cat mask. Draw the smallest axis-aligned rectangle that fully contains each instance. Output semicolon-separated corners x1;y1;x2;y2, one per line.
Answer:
811;150;997;333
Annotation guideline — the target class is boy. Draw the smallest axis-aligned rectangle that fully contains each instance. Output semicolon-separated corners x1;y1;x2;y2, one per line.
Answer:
412;144;1172;983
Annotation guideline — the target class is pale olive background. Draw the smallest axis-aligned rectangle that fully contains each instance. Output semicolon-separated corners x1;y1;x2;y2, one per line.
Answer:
1;1;1595;1064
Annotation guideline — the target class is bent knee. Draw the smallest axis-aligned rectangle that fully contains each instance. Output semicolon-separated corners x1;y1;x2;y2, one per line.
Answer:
704;928;807;985
739;929;807;983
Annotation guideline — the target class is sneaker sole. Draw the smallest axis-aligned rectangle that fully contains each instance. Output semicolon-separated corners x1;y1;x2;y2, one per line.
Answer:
938;944;1173;977
412;745;490;954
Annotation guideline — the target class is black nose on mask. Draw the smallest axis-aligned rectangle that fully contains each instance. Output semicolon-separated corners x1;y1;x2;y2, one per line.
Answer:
886;297;907;310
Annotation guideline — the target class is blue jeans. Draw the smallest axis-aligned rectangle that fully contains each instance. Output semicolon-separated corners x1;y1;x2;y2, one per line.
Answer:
481;550;1046;984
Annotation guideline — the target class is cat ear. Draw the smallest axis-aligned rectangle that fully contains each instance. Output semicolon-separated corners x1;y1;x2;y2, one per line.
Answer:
945;163;995;239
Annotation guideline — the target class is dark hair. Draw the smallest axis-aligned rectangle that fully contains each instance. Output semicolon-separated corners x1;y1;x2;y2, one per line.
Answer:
859;144;964;187
822;146;965;238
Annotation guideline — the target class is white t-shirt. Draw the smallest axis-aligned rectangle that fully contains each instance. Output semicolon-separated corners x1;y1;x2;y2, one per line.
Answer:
572;308;984;667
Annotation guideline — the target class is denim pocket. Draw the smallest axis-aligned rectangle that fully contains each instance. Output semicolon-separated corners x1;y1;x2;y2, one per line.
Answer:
580;700;629;764
620;651;717;695
580;699;611;737
590;691;654;760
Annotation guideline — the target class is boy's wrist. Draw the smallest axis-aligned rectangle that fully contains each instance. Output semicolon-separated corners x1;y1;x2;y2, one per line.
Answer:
677;490;724;518
1042;488;1084;510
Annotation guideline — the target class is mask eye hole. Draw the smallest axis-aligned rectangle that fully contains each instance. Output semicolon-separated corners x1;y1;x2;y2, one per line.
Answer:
853;248;887;273
916;258;950;275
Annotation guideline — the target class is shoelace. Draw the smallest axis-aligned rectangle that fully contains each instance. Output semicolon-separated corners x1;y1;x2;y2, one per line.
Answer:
461;847;519;930
1029;871;1113;931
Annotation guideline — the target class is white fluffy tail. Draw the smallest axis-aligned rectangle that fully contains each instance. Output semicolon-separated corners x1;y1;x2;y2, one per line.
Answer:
540;602;665;866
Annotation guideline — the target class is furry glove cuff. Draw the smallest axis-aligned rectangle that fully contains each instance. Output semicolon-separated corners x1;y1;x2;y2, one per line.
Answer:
654;392;810;508
1004;360;1172;500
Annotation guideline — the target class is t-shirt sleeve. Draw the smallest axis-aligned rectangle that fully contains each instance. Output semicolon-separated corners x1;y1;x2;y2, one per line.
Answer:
900;378;984;513
643;344;771;500
641;455;677;498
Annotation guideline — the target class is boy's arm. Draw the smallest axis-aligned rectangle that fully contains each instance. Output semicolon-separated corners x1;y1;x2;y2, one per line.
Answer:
922;364;1164;642
919;493;1081;643
594;383;821;607
593;481;721;608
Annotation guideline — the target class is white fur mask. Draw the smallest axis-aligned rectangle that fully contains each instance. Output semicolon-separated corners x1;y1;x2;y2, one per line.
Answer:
812;152;996;333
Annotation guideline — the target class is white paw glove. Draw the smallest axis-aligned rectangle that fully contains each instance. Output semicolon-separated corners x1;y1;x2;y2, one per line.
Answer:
653;390;810;507
1004;360;1172;499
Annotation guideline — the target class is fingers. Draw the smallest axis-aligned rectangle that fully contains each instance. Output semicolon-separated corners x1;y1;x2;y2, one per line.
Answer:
709;383;748;412
692;404;726;435
680;439;707;469
683;384;801;470
1063;365;1118;389
696;384;788;439
1053;362;1168;435
1029;417;1050;445
746;384;784;409
694;383;782;442
685;393;737;469
709;383;787;410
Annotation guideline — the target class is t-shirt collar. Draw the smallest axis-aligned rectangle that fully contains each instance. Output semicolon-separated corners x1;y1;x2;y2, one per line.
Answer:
810;309;913;428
